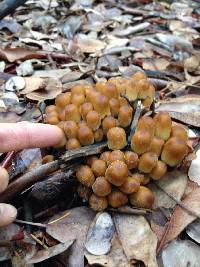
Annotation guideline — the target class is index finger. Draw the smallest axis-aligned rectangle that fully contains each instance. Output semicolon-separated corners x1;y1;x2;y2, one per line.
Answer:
0;123;63;153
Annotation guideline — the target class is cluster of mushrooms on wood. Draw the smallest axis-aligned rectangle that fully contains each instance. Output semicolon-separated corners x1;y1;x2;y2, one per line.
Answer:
44;72;188;212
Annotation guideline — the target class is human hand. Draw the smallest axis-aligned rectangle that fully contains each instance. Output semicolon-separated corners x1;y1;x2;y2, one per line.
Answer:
0;122;63;227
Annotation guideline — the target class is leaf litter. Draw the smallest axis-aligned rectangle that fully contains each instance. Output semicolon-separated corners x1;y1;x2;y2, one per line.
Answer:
0;0;200;266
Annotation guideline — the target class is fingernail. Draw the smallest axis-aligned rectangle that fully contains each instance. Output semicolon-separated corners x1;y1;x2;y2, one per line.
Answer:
0;204;17;227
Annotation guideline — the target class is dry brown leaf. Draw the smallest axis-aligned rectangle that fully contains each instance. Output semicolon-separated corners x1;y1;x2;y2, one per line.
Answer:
20;77;45;95
143;58;170;71
47;207;95;267
148;170;187;209
85;234;131;267
26;78;62;101
114;214;158;267
76;34;106;53
188;149;200;185
160;187;200;247
0;47;44;63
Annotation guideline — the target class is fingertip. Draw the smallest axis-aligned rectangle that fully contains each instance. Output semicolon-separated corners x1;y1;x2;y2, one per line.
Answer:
0;167;9;193
43;124;65;145
0;204;17;227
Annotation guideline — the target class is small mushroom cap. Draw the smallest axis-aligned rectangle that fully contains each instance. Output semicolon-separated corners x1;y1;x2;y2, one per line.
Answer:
125;80;139;101
65;104;81;122
137;79;151;99
149;137;165;157
150;160;167;180
161;137;188;167
96;82;119;99
54;132;67;148
80;102;93;120
94;128;104;142
105;160;128;186
131;173;150;185
137;116;155;137
102;116;118;135
45;105;57;114
107;127;127;150
63;121;78;139
46;114;60;125
124;151;139;170
57;121;65;130
131;130;152;155
108;150;125;164
85;156;99;167
100;151;111;166
66;138;81;150
55;92;71;108
129;186;155;209
91;159;107;177
77;125;94;145
89;194;108;211
119;176;140;194
86;110;101;131
171;124;188;142
142;84;155;108
153;111;172;140
92;92;110;118
132;71;147;81
119;96;128;107
92;177;112;197
109;98;120;117
71;93;85;107
71;85;85;95
138;152;158;173
76;165;95;187
118;105;133;128
108;190;128;208
42;155;54;164
58;109;65;121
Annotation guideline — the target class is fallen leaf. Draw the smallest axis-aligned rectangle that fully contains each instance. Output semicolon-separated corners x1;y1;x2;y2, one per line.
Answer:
28;240;74;264
143;58;170;71
160;187;200;247
47;207;95;267
26;78;62;101
188;149;200;185
186;219;200;243
32;69;71;79
20;77;45;95
5;76;26;92
148;170;187;209
85;234;131;267
0;19;21;33
85;212;115;256
159;240;200;267
76;34;106;53
114;214;158;267
0;47;44;63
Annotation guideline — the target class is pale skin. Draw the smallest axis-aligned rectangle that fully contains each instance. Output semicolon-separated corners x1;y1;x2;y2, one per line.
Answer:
0;122;63;227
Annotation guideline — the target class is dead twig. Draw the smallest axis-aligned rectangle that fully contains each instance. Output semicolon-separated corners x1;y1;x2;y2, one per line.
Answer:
108;206;150;215
15;219;47;228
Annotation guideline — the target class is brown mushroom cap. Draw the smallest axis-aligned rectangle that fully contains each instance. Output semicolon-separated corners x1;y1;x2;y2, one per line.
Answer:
46;114;60;125
161;137;187;167
137;79;151;99
85;156;99;167
124;151;139;169
107;127;127;150
132;71;147;81
54;132;67;148
150;160;167;180
153;111;172;141
171;124;188;142
129;186;155;209
125;80;139;101
65;104;81;122
71;85;85;95
96;82;119;99
131;173;150;186
94;128;104;142
58;109;65;121
92;92;110;118
137;116;155;137
100;151;111;166
105;160;128;186
119;176;140;194
55;92;71;108
108;190;128;208
63;121;78;139
109;98;120;117
57;121;65;130
45;105;57;114
118;105;133;128
91;159;107;177
102;116;118;135
86;110;101;131
108;150;125;164
71;93;85;107
89;194;108;211
80;102;93;120
77;125;94;145
92;177;112;197
131;130;152;155
149;136;165;157
42;155;54;164
142;84;155;108
76;165;95;187
66;138;81;150
138;152;158;173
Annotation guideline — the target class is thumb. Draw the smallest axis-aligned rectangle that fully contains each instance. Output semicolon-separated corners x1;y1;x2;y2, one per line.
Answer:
0;204;17;227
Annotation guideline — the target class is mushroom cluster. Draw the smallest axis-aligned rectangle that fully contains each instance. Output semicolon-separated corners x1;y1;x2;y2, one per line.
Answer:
76;112;188;211
45;72;155;149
